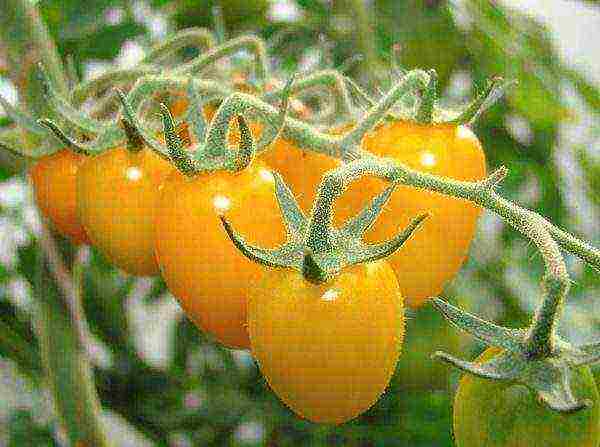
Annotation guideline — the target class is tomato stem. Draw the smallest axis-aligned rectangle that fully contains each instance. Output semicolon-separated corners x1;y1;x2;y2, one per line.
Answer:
263;69;353;118
173;35;271;86
415;69;438;124
35;223;111;445
340;71;430;148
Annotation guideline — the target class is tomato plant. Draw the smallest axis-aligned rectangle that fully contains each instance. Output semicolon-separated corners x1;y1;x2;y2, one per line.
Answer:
453;347;600;447
248;262;404;424
30;149;90;244
155;161;285;349
337;120;486;308
77;146;172;276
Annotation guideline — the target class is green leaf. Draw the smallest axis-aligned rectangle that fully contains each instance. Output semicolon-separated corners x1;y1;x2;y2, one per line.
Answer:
8;410;59;447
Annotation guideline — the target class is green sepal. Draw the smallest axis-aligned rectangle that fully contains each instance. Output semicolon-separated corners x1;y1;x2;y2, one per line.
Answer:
158;104;199;175
432;298;596;413
38;64;106;134
230;115;255;172
415;69;438;124
187;78;207;143
256;74;295;151
220;171;428;284
449;77;516;125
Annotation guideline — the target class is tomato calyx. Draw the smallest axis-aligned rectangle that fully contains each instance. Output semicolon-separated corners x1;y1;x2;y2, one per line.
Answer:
134;76;295;177
220;166;429;284
431;298;599;413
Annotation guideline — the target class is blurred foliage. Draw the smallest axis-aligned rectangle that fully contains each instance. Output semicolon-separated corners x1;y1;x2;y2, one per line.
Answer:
0;0;598;445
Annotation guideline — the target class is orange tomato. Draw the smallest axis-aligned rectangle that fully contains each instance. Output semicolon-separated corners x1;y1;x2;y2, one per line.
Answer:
30;149;90;244
336;121;486;308
77;147;172;276
259;124;349;214
155;162;285;349
248;261;404;423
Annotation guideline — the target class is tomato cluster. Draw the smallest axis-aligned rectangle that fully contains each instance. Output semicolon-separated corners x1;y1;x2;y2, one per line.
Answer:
29;106;487;423
26;43;597;435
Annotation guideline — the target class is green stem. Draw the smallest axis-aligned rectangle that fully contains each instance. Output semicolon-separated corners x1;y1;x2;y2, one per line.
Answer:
0;0;69;113
174;35;270;83
263;69;353;117
205;92;341;157
416;69;438;124
71;67;159;107
341;0;382;85
36;226;110;447
341;70;430;148
319;155;571;356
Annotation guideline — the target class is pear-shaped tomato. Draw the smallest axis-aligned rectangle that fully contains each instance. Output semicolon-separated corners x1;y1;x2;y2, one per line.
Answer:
30;149;90;244
155;162;285;349
77;147;172;276
336;121;486;308
249;261;404;424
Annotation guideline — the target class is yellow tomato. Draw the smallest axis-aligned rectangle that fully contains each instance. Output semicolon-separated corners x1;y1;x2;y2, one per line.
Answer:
248;261;404;424
336;121;487;308
30;149;90;244
260;138;340;214
155;162;285;349
77;147;172;276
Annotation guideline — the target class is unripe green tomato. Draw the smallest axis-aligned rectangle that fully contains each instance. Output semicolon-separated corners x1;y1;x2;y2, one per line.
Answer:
454;347;600;447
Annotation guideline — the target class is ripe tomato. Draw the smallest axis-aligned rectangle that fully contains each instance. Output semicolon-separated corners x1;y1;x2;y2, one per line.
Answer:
454;347;600;447
155;162;285;349
77;147;172;276
248;261;404;424
259;139;340;214
259;123;351;214
30;149;90;244
336;121;487;308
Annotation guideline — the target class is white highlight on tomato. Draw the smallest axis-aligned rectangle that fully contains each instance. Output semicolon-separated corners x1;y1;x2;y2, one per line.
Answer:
420;151;437;168
259;168;274;182
213;195;231;214
321;289;339;302
125;166;142;181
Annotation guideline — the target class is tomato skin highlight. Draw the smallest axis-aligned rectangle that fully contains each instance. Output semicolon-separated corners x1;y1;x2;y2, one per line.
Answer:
77;147;172;276
155;162;285;350
335;121;487;308
30;149;90;244
248;261;404;424
454;347;600;447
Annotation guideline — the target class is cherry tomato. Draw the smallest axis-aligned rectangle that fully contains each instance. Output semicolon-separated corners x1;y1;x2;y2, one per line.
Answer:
30;149;90;244
155;162;285;349
335;121;487;308
259;138;340;214
454;347;600;447
77;147;172;276
248;261;404;424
